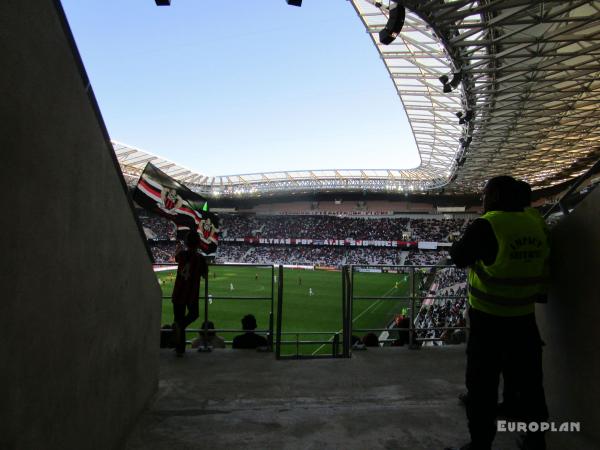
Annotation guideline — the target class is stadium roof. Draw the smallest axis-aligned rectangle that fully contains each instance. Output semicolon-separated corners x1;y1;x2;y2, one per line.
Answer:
116;0;600;198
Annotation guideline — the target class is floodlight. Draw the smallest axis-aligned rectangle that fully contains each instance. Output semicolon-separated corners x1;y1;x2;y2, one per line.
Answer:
441;72;461;93
379;1;405;45
155;0;170;5
449;72;462;88
286;0;302;6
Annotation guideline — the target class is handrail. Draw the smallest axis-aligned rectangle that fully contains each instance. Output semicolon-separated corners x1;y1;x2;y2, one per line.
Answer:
544;157;600;219
353;295;465;300
160;296;273;301
156;262;276;353
169;328;271;334
275;265;284;359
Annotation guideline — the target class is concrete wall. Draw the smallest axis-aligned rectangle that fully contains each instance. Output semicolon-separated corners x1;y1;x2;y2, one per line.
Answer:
0;1;162;449
537;185;600;449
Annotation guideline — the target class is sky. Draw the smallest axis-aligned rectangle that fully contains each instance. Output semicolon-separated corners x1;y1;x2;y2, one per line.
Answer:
61;0;420;176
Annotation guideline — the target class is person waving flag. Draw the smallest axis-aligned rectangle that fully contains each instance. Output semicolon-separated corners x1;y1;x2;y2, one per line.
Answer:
133;162;219;256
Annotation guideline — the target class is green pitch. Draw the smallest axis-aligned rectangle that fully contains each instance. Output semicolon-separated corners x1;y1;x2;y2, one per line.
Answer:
157;266;414;356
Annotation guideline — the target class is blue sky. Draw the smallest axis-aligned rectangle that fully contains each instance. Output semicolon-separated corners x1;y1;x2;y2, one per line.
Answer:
61;0;420;176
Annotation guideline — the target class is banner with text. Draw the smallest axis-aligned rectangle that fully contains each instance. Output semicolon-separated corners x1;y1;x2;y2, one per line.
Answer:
222;237;417;248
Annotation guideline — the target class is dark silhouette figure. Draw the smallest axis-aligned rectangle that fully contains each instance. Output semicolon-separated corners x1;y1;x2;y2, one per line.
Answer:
447;176;549;450
172;231;208;356
192;320;226;349
392;314;411;346
362;333;379;347
232;314;268;349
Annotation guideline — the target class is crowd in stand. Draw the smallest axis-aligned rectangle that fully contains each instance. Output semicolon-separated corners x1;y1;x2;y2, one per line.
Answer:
415;267;468;344
408;218;466;242
212;244;407;267
434;267;467;291
151;242;177;263
405;250;449;266
215;245;338;267
143;213;470;267
344;247;404;266
149;241;444;267
140;215;176;241
221;215;468;242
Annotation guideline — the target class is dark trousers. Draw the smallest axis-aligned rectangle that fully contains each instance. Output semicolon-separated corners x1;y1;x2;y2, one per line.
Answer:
172;301;199;353
466;308;548;450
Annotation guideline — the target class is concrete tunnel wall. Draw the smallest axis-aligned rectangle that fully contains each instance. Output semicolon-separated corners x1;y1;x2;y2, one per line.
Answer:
537;185;600;449
0;1;162;449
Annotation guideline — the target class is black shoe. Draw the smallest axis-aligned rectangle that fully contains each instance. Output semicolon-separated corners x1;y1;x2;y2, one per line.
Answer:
443;443;472;450
516;433;546;450
497;401;520;419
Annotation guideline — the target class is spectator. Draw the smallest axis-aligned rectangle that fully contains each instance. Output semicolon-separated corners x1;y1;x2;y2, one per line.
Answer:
171;231;208;356
232;314;268;349
191;320;226;349
392;315;410;346
362;333;379;347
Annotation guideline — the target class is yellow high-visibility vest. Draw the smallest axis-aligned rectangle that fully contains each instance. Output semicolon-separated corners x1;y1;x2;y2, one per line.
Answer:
468;210;550;317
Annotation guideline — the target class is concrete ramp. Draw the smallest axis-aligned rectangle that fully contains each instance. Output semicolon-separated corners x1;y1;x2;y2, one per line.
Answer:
126;347;525;450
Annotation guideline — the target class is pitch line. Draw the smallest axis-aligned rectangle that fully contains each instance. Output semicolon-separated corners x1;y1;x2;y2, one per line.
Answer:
311;285;397;355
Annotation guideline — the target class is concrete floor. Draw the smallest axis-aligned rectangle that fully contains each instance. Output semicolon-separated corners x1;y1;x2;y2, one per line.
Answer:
125;346;528;450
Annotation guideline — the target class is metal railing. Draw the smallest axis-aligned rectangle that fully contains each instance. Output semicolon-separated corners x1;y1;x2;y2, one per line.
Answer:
544;157;600;219
344;264;468;352
158;263;277;352
157;263;468;359
275;265;345;360
276;332;341;359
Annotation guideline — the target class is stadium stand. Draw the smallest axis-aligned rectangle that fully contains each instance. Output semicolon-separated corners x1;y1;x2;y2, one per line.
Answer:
143;213;470;266
404;250;450;266
415;268;468;343
212;244;408;267
220;214;412;240
407;218;467;242
139;215;176;241
219;214;469;242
